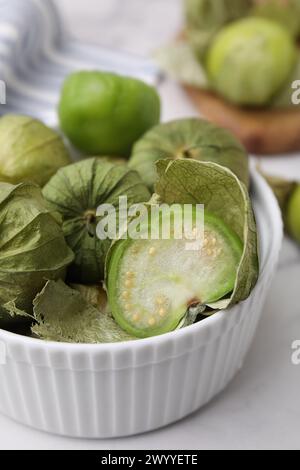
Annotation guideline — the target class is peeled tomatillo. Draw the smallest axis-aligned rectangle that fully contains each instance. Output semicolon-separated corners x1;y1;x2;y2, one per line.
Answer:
106;206;243;338
58;71;161;157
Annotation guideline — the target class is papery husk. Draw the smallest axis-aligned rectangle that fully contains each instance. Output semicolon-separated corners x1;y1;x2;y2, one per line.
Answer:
0;114;71;187
252;0;300;38
31;280;134;343
43;157;151;284
185;0;252;59
70;283;107;311
129;118;249;191
0;182;74;324
155;159;259;309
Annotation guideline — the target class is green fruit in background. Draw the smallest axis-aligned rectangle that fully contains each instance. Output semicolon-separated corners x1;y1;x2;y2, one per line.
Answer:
58;71;161;157
43;157;151;283
185;0;252;59
0;114;71;187
286;185;300;244
252;0;300;39
261;171;300;245
129;118;249;191
185;0;252;30
206;18;297;106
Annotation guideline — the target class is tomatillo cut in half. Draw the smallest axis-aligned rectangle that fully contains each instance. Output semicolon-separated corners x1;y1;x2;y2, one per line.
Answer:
106;206;243;338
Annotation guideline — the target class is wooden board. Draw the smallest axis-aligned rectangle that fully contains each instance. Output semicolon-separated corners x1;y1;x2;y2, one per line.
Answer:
184;85;300;155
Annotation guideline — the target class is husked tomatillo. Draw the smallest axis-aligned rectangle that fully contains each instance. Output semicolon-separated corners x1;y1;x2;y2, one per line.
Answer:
206;18;297;106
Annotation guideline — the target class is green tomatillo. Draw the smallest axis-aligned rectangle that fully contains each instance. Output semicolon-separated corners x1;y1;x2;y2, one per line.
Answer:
106;206;243;338
106;159;259;338
43;157;151;283
262;171;300;244
252;0;300;39
129;118;249;191
184;0;252;59
286;185;300;243
0;114;71;187
206;17;297;106
58;71;161;157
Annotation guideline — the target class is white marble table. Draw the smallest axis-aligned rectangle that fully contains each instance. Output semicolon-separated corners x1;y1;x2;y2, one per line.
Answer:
0;0;300;450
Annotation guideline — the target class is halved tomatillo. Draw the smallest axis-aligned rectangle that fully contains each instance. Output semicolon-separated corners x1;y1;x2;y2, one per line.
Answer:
106;206;243;339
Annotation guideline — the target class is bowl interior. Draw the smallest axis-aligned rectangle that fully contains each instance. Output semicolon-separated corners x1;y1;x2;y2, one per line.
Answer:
0;165;283;353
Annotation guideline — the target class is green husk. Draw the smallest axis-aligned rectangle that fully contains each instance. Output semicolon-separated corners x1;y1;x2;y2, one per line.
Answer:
155;159;259;308
185;0;252;59
261;170;300;243
31;280;134;343
0;182;74;324
252;0;300;38
0;114;71;187
43;157;151;283
129;118;249;191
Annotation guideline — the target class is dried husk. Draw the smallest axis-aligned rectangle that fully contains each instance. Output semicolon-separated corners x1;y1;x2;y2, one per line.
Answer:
0;114;71;187
31;280;134;343
0;182;74;324
155;159;259;309
185;0;252;59
252;0;300;38
43;157;151;283
129;118;249;191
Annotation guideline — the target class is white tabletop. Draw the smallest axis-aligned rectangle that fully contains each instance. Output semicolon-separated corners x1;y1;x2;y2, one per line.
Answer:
0;0;300;450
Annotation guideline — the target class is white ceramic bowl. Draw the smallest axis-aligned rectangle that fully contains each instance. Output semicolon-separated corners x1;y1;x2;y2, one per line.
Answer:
0;167;282;439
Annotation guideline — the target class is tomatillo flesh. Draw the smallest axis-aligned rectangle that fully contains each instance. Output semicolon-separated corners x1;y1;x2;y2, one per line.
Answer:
106;207;243;338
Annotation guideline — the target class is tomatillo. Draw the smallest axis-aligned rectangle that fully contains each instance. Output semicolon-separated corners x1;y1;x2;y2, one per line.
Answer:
286;184;300;244
129;118;249;191
58;71;161;157
106;206;243;338
206;17;297;106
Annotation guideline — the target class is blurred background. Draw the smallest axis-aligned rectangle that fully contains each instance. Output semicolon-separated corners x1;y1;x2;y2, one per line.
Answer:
53;0;300;180
55;0;182;56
